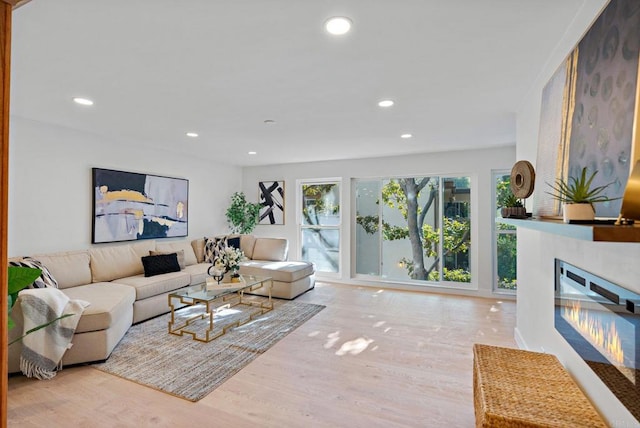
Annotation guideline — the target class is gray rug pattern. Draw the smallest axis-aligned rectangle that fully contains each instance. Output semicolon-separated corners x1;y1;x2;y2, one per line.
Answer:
93;299;325;401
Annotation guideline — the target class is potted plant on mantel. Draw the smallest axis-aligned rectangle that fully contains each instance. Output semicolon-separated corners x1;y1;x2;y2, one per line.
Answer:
497;178;526;218
546;167;619;223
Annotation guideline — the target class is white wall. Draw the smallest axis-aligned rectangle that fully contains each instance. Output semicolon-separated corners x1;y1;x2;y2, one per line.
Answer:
515;0;639;425
242;146;516;298
8;117;241;256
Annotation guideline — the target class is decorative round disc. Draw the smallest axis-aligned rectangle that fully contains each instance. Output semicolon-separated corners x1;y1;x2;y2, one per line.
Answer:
510;160;535;199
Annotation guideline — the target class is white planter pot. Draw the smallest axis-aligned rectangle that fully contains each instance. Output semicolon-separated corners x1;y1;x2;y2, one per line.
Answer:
562;203;595;223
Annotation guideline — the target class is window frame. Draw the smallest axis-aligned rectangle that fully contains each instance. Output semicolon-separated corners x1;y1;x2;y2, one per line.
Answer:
297;178;342;278
492;169;517;294
352;174;476;289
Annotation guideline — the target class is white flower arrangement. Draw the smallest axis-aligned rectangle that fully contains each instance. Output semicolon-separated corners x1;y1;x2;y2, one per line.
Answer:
212;246;245;274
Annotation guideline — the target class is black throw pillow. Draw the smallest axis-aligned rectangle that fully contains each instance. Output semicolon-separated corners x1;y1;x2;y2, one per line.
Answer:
227;236;241;250
141;253;181;277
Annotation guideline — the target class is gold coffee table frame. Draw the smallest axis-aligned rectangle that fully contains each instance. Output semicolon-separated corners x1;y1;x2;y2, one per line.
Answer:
167;275;273;342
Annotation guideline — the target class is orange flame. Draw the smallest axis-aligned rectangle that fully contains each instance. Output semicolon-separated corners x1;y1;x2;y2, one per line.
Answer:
563;300;624;365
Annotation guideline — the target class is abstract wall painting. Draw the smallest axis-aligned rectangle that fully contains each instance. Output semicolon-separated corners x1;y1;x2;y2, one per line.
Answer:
259;180;284;225
535;0;640;218
92;168;188;243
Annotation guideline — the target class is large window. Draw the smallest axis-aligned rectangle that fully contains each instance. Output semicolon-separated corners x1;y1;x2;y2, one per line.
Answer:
299;181;341;274
494;172;517;292
355;176;471;285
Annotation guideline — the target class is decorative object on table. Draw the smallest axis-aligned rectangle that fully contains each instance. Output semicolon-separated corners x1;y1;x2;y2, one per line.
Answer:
533;0;638;218
207;245;245;284
206;265;225;284
225;191;261;234
546;167;619;223
92;168;188;243
259;180;285;225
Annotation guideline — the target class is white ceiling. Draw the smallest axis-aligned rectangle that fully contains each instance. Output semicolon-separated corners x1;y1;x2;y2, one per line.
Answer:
10;0;587;167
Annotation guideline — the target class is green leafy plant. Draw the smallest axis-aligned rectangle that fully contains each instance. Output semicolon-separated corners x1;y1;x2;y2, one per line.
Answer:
496;177;522;208
8;266;73;345
8;266;42;330
225;191;262;234
546;167;618;204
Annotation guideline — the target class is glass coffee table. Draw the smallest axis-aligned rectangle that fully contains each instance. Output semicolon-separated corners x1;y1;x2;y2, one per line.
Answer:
168;274;273;342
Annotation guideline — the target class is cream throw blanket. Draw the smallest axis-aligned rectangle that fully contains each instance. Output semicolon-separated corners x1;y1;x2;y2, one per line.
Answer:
18;288;89;380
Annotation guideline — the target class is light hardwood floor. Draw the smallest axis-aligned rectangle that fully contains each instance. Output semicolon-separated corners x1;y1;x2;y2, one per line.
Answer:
7;282;516;428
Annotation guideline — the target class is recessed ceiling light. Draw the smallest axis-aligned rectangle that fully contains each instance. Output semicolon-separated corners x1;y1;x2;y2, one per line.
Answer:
401;134;413;139
325;16;352;35
186;132;199;138
73;97;94;106
378;100;394;107
248;151;257;155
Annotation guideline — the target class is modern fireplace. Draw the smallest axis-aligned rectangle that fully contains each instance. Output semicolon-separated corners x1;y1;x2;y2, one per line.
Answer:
555;259;640;421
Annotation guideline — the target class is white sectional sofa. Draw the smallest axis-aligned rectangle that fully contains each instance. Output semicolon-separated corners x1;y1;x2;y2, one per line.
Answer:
8;235;314;373
192;235;316;299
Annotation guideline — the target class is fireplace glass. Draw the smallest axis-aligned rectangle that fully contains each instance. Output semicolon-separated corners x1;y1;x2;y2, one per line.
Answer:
555;259;640;421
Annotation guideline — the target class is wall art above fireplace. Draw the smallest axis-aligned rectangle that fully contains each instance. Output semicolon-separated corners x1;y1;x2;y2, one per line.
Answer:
555;259;639;421
535;0;640;219
92;168;189;244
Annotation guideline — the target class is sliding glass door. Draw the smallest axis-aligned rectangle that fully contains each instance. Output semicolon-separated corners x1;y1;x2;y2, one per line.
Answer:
355;175;471;285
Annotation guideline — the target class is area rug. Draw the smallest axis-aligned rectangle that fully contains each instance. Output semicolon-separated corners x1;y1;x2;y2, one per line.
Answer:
92;299;325;401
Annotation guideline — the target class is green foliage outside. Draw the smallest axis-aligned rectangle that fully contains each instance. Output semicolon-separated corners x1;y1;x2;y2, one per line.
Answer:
494;206;518;290
356;177;471;282
302;184;340;271
302;184;339;224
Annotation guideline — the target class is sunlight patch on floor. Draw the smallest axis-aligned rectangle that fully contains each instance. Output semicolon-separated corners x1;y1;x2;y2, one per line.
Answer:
335;337;374;356
324;331;341;349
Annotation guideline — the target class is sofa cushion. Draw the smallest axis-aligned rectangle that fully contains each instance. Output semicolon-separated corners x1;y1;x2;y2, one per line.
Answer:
239;260;314;282
61;282;135;333
129;240;157;259
203;237;217;263
112;271;190;300
252;238;288;261
31;251;92;289
155;241;198;266
9;256;59;289
204;236;241;263
141;253;181;277
90;244;143;282
239;234;256;259
182;263;211;285
149;249;185;269
192;238;206;263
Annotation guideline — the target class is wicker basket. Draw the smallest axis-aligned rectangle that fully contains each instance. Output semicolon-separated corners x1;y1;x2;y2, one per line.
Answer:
473;344;606;428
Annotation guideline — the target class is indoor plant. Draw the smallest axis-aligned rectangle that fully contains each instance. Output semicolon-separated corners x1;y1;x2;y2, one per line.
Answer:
7;266;72;345
225;191;262;234
546;167;618;223
497;178;526;218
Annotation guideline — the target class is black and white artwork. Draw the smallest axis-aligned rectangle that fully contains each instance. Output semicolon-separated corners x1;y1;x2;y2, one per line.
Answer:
259;180;284;225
